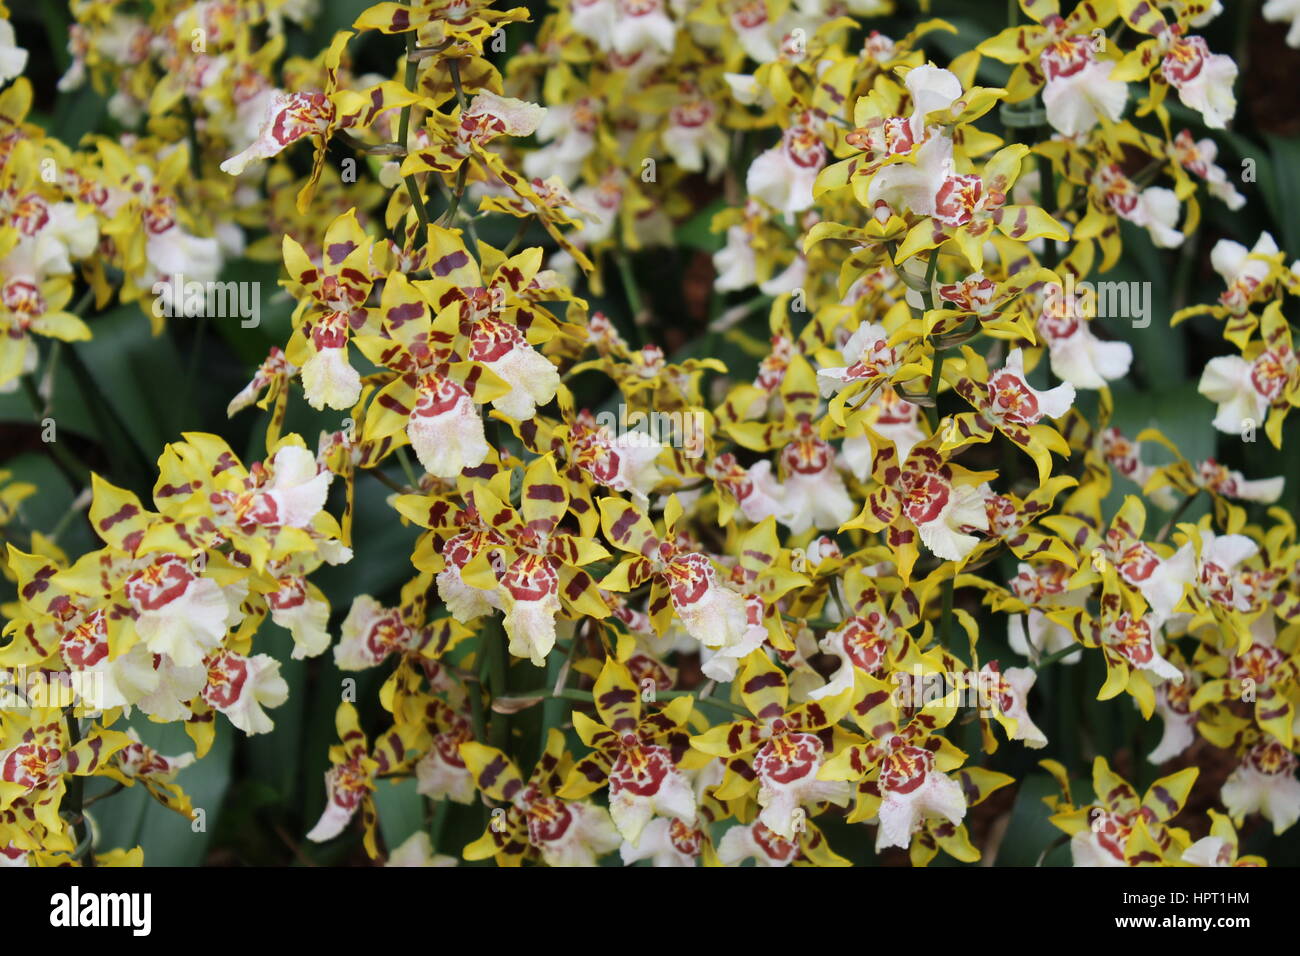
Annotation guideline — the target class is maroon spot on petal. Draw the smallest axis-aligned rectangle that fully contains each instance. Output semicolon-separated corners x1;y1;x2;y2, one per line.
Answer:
98;503;139;531
433;251;470;277
526;484;565;503
609;509;639;543
326;240;358;265
20;566;55;601
478;753;510;791
387;302;424;326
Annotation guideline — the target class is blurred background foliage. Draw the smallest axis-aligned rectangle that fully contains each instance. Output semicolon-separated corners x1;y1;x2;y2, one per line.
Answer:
3;0;1299;865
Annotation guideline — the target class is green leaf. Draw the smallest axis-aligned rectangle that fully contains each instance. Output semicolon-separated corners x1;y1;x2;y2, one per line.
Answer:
0;451;96;560
244;622;309;807
993;772;1076;866
70;306;198;467
0;357;99;439
373;777;426;853
1263;134;1300;255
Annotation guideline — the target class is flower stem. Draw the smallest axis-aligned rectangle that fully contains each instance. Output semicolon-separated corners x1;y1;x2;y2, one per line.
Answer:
63;711;94;867
438;162;469;228
395;446;420;487
1037;146;1057;270
433;59;472;232
82;782;125;808
539;633;579;761
366;466;407;495
428;797;449;851
1171;228;1199;313
615;251;646;347
468;671;488;743
39;341;62;417
938;573;954;650
448;57;467;111
502;216;533;256
49;487;92;543
1156;490;1201;543
398;15;430;230
918;251;955;659
484;618;509;750
1032;642;1081;671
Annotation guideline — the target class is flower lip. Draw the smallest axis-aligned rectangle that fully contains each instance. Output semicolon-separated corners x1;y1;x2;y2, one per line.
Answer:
203;650;250;709
1162;36;1209;87
988;371;1042;425
1040;36;1093;81
933;173;984;227
880;742;934;795
753;732;822;786
902;473;951;526
125;555;195;613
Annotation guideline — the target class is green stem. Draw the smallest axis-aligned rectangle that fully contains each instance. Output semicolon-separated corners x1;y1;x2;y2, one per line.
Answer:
502;216;533;256
366;466;407;495
463;201;481;252
468;670;487;743
428;798;449;852
82;782;125;809
181;99;203;179
925;350;947;432
539;632;578;762
448;58;467;111
63;712;94;867
615;252;646;347
781;612;840;630
484;619;509;750
1156;490;1201;543
937;575;954;650
404;176;430;230
917;251;956;658
395;446;420;488
1033;642;1082;671
1036;833;1070;866
1037;147;1057;270
399;20;430;231
920;251;940;301
39;341;62;417
829;581;849;621
70;287;94;317
1171;228;1199;313
438;162;469;228
49;489;90;543
432;59;472;232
